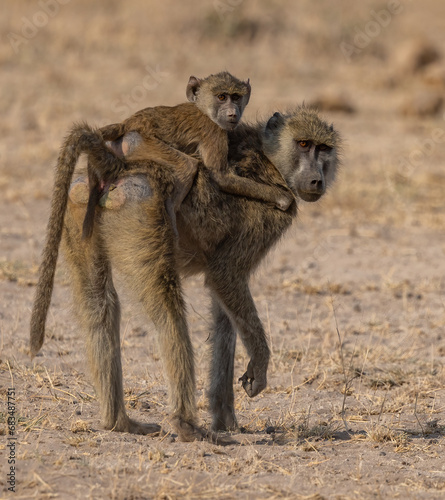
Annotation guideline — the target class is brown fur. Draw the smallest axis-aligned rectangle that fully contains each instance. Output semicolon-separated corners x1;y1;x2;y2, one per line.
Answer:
31;106;340;441
82;71;294;238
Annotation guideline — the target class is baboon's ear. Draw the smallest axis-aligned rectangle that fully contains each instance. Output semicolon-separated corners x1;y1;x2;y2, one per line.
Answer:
244;78;251;106
186;76;201;102
265;112;285;138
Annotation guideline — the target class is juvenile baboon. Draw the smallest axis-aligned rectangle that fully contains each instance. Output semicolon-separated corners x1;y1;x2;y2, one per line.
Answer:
32;106;340;441
82;71;294;238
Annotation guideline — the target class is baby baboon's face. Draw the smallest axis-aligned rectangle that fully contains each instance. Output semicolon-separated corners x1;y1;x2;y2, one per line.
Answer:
186;72;251;131
209;90;250;131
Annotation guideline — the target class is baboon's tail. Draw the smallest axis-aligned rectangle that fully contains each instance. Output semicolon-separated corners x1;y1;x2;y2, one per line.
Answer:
29;122;118;357
81;123;128;240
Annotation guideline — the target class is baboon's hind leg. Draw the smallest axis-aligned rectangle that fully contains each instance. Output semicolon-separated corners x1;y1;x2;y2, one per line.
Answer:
103;199;221;443
62;202;161;436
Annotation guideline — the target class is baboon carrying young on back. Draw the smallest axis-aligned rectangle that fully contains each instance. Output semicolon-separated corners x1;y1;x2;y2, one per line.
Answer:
31;71;294;366
82;71;294;238
31;105;341;442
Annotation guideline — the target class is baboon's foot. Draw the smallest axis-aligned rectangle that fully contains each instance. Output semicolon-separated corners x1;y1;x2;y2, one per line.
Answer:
211;407;238;433
171;416;211;442
171;416;236;445
239;360;267;398
108;417;163;436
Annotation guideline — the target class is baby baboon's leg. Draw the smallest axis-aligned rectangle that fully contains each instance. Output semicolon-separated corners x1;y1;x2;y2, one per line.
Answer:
126;135;199;210
133;136;199;238
206;272;270;399
99;123;126;142
102;199;217;442
104;131;198;237
104;131;198;211
62;202;161;436
208;296;238;432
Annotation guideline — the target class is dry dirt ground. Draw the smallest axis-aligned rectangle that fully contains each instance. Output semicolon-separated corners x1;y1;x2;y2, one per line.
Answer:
1;1;445;499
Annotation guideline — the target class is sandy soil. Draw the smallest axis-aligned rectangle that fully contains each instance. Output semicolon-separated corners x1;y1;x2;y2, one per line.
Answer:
1;1;445;498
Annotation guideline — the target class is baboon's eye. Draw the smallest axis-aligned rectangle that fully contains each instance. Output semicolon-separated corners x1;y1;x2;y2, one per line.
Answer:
318;144;332;151
231;94;241;101
298;140;311;149
217;94;227;101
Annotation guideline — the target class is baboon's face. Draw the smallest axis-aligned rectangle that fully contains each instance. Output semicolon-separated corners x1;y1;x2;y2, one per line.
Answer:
263;110;339;202
208;91;249;131
186;75;251;131
289;140;331;202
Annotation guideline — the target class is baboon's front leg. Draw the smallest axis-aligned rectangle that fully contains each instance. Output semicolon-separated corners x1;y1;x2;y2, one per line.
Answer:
208;296;238;432
62;202;161;436
206;273;270;399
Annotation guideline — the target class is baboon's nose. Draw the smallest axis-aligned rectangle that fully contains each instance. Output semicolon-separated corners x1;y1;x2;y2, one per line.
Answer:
311;179;324;191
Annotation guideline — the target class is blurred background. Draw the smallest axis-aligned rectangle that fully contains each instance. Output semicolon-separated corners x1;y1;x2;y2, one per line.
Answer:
1;0;444;237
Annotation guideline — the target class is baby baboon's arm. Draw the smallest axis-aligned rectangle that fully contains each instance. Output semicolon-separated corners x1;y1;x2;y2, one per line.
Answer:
178;133;294;211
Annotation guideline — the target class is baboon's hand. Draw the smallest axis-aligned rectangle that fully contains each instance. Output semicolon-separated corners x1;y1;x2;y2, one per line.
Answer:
239;360;267;397
275;191;294;211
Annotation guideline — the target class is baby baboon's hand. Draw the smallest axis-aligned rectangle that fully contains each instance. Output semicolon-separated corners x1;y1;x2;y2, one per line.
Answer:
275;190;294;211
239;359;267;397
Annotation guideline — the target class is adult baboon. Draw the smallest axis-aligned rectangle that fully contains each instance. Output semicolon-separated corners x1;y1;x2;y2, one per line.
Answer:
33;106;340;441
30;73;294;359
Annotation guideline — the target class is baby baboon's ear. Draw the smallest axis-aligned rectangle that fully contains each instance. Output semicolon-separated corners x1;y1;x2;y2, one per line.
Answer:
186;76;201;102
